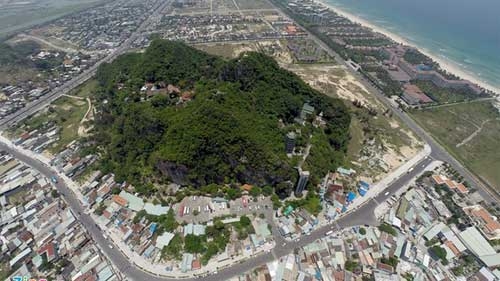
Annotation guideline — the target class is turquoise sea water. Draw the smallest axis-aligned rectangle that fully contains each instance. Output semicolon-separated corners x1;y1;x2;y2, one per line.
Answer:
323;0;500;91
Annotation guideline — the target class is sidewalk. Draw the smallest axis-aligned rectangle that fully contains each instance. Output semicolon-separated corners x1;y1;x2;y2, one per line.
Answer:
0;133;88;207
0;133;274;278
373;159;442;219
95;212;269;278
348;144;431;210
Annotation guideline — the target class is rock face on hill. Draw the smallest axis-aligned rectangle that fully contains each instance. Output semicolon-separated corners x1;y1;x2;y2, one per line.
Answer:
92;39;350;192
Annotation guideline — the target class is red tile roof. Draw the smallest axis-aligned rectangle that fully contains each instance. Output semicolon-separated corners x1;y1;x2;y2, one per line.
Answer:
455;183;468;194
112;195;128;207
192;259;201;270
37;242;57;261
432;175;446;185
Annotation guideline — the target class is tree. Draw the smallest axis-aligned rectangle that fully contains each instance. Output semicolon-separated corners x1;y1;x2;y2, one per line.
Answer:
161;209;178;232
133;210;147;223
201;184;220;195
381;256;399;267
94;203;105;215
162;234;183;260
93;40;350;195
249;186;262;197
214;219;225;231
225;188;242;200
271;194;282;209
359;227;366;235
240;215;251;227
345;260;358;272
111;187;121;194
262;185;273;196
202;242;219;265
430;246;448;265
184;234;206;253
378;223;397;236
51;190;60;198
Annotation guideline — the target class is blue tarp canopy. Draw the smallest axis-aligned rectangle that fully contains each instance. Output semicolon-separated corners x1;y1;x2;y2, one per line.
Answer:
358;187;368;197
359;181;370;189
347;191;356;202
149;222;158;234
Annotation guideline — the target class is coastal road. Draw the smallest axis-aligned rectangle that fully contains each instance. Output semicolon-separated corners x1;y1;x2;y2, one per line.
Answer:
268;0;500;203
0;0;172;130
0;140;432;281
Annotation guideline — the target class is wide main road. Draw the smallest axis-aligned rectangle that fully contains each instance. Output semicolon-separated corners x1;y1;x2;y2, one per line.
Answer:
267;0;500;203
0;0;172;130
0;140;432;281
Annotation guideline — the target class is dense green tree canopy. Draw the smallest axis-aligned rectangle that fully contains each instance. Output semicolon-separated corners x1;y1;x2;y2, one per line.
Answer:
92;40;350;193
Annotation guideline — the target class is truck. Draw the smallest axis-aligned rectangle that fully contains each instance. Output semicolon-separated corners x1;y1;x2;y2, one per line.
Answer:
325;230;334;236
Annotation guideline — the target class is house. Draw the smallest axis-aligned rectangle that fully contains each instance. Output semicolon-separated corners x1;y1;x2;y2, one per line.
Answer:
241;184;253;192
38;242;58;262
463;205;500;240
401;83;432;105
112;195;128;207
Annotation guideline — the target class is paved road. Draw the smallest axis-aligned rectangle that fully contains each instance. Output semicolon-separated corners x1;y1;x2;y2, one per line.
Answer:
0;0;171;130
268;1;499;203
0;140;432;280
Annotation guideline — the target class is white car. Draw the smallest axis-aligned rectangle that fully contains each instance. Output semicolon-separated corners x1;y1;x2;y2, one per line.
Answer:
384;191;390;196
108;244;114;249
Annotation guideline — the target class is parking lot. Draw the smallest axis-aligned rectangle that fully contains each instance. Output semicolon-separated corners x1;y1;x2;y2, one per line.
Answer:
173;195;273;223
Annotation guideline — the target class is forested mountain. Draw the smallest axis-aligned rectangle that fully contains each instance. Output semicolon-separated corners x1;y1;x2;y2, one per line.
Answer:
0;41;40;65
92;40;350;196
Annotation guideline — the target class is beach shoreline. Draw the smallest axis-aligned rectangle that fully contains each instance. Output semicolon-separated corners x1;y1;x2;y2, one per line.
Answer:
316;0;500;94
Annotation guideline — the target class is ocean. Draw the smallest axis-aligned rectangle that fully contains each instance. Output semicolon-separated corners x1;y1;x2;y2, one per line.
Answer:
323;0;500;92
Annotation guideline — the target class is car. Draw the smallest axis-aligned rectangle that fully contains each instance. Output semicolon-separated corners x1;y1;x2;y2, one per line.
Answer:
384;191;390;196
108;244;114;249
325;230;334;236
103;234;108;239
50;175;58;183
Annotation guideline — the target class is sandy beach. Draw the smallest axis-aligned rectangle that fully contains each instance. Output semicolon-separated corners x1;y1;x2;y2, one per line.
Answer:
316;0;500;94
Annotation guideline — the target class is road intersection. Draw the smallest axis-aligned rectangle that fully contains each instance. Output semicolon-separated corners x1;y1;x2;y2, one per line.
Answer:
1;0;497;277
0;136;433;280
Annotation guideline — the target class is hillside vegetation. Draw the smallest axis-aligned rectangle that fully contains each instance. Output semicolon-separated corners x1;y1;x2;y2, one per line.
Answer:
0;41;40;66
91;40;351;195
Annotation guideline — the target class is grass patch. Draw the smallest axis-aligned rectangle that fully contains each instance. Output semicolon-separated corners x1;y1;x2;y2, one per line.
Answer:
346;116;363;164
68;78;98;98
195;42;257;59
410;101;500;190
234;0;273;9
46;97;88;152
9;79;97;153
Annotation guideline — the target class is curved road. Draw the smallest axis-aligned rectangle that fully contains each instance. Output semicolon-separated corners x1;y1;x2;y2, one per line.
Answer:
0;0;172;130
0;141;433;281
